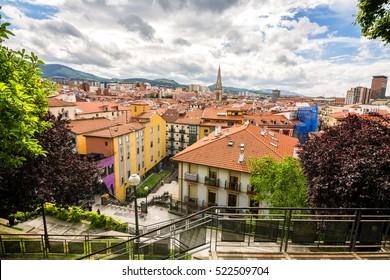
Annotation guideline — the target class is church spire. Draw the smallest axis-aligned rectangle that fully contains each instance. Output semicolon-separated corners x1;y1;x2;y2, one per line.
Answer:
214;64;223;102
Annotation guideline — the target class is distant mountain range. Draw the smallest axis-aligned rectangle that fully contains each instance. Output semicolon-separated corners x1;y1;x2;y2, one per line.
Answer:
39;64;304;96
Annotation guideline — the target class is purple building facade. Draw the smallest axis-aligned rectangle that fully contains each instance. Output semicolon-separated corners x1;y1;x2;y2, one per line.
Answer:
98;156;116;197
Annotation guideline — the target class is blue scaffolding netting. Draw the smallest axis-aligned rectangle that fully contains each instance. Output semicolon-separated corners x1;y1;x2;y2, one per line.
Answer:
295;105;318;143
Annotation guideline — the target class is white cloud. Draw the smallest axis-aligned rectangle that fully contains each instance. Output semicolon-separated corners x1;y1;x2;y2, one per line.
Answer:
1;0;389;96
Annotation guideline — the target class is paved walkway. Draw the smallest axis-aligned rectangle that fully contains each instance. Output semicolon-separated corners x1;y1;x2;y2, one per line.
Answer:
0;181;181;237
92;181;181;229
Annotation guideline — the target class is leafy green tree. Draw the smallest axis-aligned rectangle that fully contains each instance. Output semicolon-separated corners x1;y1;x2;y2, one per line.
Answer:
0;18;54;168
0;113;100;216
299;114;390;208
248;156;308;209
355;0;390;44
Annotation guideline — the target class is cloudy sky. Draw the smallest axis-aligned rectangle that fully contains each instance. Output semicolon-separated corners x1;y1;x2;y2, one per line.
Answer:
1;0;389;97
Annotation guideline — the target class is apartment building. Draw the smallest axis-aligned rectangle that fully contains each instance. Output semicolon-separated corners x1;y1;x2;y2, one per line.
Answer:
172;124;298;209
162;109;203;156
48;97;77;119
81;103;166;201
345;87;371;105
199;107;244;138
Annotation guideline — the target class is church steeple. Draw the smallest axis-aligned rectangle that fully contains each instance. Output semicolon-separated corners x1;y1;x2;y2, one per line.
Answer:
214;64;223;102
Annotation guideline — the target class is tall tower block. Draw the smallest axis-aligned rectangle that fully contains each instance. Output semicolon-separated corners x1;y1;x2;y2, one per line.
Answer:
370;75;387;99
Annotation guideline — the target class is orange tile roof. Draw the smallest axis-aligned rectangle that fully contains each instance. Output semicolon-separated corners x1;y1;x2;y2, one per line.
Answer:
75;101;129;114
48;97;76;107
202;108;243;121
83;122;145;138
68;118;114;134
172;124;298;173
175;110;203;125
132;111;155;119
329;112;356;120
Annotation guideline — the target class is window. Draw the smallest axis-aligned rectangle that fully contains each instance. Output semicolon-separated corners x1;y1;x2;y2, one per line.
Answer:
127;152;130;159
127;170;130;178
189;126;197;134
137;164;140;171
158;138;160;144
151;155;154;162
158;151;160;157
121;177;124;184
108;164;114;174
142;161;144;168
150;142;153;148
137;148;139;154
120;155;123;162
142;146;144;152
150;126;153;134
136;132;139;138
100;168;107;177
126;135;129;142
209;168;217;179
157;124;160;131
119;137;122;145
105;141;108;146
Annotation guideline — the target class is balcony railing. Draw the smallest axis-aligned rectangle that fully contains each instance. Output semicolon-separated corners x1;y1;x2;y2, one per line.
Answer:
247;184;256;194
225;180;241;192
179;129;186;134
202;200;218;208
184;172;198;182
204;176;220;187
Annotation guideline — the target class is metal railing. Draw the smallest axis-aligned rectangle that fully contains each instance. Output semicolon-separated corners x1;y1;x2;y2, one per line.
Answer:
1;207;389;260
204;176;219;187
224;180;241;191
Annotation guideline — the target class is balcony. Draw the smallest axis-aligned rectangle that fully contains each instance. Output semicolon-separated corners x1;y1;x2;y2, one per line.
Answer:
225;180;241;192
184;172;198;182
179;129;186;134
168;137;175;141
247;184;256;194
204;176;220;187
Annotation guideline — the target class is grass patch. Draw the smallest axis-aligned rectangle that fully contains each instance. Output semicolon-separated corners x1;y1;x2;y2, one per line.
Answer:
136;169;172;197
0;223;23;231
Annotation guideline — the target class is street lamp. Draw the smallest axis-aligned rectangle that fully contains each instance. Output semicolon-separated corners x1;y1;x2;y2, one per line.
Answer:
128;174;141;259
35;189;49;257
144;186;149;213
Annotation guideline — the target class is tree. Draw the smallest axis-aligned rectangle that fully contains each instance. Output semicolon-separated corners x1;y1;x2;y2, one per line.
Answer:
0;113;100;216
248;156;307;209
355;0;390;44
299;114;390;208
0;18;55;168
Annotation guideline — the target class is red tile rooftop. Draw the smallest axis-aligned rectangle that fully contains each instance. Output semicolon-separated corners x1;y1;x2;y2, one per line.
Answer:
172;124;298;173
68;118;115;134
48;97;76;107
83;122;146;138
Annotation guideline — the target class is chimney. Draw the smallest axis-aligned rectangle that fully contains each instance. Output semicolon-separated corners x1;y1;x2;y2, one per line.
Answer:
238;143;245;163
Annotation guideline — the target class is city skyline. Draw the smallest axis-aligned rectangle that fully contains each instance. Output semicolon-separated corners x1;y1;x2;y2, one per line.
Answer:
1;0;390;97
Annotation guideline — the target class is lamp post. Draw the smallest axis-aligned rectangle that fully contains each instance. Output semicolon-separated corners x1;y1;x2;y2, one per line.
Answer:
128;174;140;259
144;186;149;213
35;189;49;257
